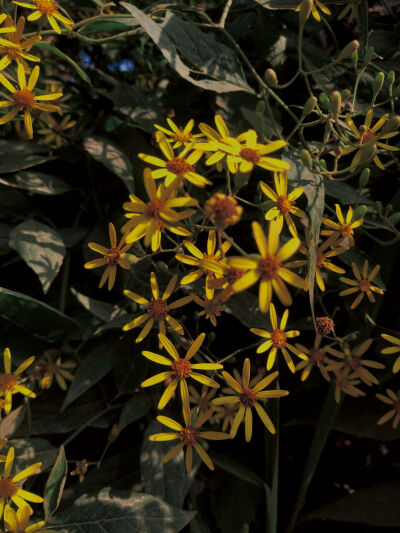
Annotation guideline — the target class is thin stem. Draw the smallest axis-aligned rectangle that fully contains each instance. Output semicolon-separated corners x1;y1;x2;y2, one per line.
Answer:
218;0;233;28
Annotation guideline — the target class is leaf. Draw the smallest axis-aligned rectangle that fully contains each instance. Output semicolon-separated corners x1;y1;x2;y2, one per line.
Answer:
254;0;299;8
4;438;57;473
0;171;72;195
0;141;55;174
118;395;151;432
49;488;195;532
121;4;254;94
325;180;373;206
36;41;91;85
9;220;66;294
0;222;12;256
209;451;266;489
71;288;126;322
62;341;116;410
305;481;400;527
44;446;68;521
225;291;268;329
0;287;79;343
80;18;132;35
84;135;134;193
0;405;26;439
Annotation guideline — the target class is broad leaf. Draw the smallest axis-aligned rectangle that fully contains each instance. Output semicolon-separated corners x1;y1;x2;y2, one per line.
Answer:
36;42;91;85
118;395;151;432
44;446;68;520
0;405;26;439
71;288;126;322
0;222;12;256
4;438;57;473
210;451;265;489
0;141;54;174
254;0;299;8
0;171;71;195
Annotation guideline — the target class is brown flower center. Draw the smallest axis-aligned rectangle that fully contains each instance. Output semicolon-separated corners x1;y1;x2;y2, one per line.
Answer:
105;247;121;266
239;387;257;407
316;316;334;335
0;478;17;499
340;224;352;236
0;373;17;391
171;358;192;380
226;267;246;285
205;194;242;227
172;129;192;144
147;298;169;320
271;329;287;349
12;88;36;110
240;147;261;164
200;254;218;274
179;426;199;446
310;348;324;364
34;0;58;14
165;157;193;176
277;195;292;215
360;130;375;144
46;363;59;375
144;199;165;218
258;256;281;278
358;279;371;292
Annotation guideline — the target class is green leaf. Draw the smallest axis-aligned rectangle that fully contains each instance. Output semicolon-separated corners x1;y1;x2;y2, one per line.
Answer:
84;135;135;193
118;395;151;432
71;288;127;322
49;488;195;532
44;446;68;521
325;180;373;206
121;4;254;94
0;141;55;174
0;171;72;195
225;291;267;329
0;405;26;439
35;41;91;85
9;220;66;294
209;451;266;489
4;438;57;473
0;287;79;343
254;0;299;8
0;222;12;256
79;18;132;35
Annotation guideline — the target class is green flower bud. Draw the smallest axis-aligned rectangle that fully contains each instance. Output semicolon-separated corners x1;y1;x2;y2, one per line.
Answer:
338;40;360;61
387;71;395;86
372;72;384;99
319;92;330;110
380;115;400;135
353;205;368;220
362;46;374;67
375;200;383;214
300;149;313;169
329;91;342;119
264;69;278;87
157;261;169;273
319;159;327;171
358;168;370;188
302;96;317;118
388;212;400;225
351;50;358;70
341;89;351;101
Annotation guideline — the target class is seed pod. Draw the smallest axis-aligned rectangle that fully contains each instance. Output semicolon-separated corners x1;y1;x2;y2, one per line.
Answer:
338;40;360;61
329;91;342;119
358;168;370;188
264;69;278;87
300;149;313;169
381;115;400;135
302;96;317;118
372;72;384;100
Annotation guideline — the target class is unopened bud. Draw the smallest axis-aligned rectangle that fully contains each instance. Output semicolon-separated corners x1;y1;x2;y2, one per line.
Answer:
389;212;400;225
375;201;383;214
302;96;317;117
335;146;342;156
345;102;353;111
338;40;359;61
362;46;374;67
359;168;370;188
208;331;216;343
341;89;351;101
387;71;395;87
264;69;278;87
372;72;384;99
319;159;327;171
319;92;330;110
351;50;358;69
329;91;342;119
300;149;313;169
357;143;376;167
157;261;169;273
353;204;368;220
316;316;334;336
381;115;400;135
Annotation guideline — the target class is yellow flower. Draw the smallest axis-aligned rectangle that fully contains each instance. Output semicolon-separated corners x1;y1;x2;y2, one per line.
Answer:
212;358;288;442
0;349;35;414
0;447;43;517
321;204;364;247
197;115;233;167
333;368;365;403
37;351;75;391
204;193;243;228
251;303;307;373
0;16;41;73
176;230;230;299
381;334;400;373
0;64;62;139
260;172;306;237
339;260;384;309
295;335;337;381
193;295;224;327
13;1;74;35
376;389;400;428
141;333;222;417
208;264;247;302
121;168;197;250
149;410;230;473
4;504;55;533
228;220;304;312
84;223;132;291
189;385;217;414
123;273;193;343
295;0;331;21
342;109;399;170
0;14;15;34
37;113;76;148
154;118;203;148
138;132;210;188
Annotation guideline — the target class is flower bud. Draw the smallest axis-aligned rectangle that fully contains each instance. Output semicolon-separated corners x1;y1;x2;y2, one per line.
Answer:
380;115;400;135
264;69;278;87
157;261;169;273
300;149;313;169
389;212;400;225
319;159;327;171
341;89;351;101
375;201;383;214
358;168;370;188
351;50;358;69
338;40;359;61
302;96;317;118
208;332;216;343
353;205;368;220
362;46;374;67
329;91;342;119
372;72;384;99
319;92;330;110
387;71;395;87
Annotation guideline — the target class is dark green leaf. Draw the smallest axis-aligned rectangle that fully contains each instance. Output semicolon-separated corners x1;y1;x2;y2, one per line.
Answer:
325;180;373;206
254;0;298;8
0;171;72;195
0;222;12;255
71;288;126;321
36;42;91;85
44;446;68;520
209;451;266;489
118;395;151;432
4;438;57;473
79;18;132;35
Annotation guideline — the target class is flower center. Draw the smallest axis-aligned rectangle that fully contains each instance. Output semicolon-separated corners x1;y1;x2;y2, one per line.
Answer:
205;194;242;226
310;348;324;364
271;329;287;349
172;129;192;144
200;254;218;274
7;46;22;57
0;478;17;499
316;253;326;268
358;279;371;292
34;0;58;14
147;298;169;320
105;247;121;266
0;373;17;391
340;224;352;236
360;130;375;144
12;88;36;110
239;387;257;407
144;199;165;218
46;363;59;375
179;426;199;446
258;256;281;278
277;195;292;215
171;358;192;380
165;157;194;176
239;147;261;164
347;357;360;370
226;267;245;285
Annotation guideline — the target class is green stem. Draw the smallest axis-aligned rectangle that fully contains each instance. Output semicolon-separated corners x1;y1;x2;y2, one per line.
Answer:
59;253;71;314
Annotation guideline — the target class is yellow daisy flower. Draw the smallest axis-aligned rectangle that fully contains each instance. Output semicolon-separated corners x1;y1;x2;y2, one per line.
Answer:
333;368;365;404
342;109;399;170
208;264;247;302
295;335;337;381
321;204;364;247
0;447;43;517
121;168;197;250
141;333;222;417
376;389;400;429
36;351;75;391
4;504;55;533
149;409;230;473
37;113;76;148
197;114;234;168
212;358;288;442
0;349;35;415
0;14;15;34
138;132;210;188
295;0;331;21
123;273;193;343
339;260;384;309
154;118;203;148
204;193;243;228
260;171;306;237
0;16;41;73
13;1;74;35
176;230;230;299
84;223;132;291
381;334;400;373
193;295;225;327
0;64;62;139
228;220;304;312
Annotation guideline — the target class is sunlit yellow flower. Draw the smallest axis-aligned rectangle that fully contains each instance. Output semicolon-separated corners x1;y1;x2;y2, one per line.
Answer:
193;295;225;327
4;504;55;533
208;264;246;302
381;334;400;373
228;220;304;312
154;118;203;148
0;16;41;73
260;172;305;237
176;230;230;299
197;115;233;168
149;410;230;473
0;447;43;517
339;260;384;309
0;14;15;34
13;1;74;35
0;349;35;414
342;109;399;170
141;332;222;416
251;303;307;372
0;64;62;139
84;223;132;291
122;168;197;251
295;335;337;381
123;273;193;342
295;0;331;21
36;351;75;391
321;204;364;247
139;132;210;188
213;358;288;442
204;193;243;228
376;389;400;428
333;368;365;403
37;113;76;148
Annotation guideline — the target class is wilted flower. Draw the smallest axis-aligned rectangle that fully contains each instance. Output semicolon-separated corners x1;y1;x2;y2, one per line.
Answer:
315;316;334;336
70;459;88;483
295;335;337;381
339;261;384;309
381;334;400;373
204;193;243;228
333;368;365;403
193;295;225;327
376;389;400;428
